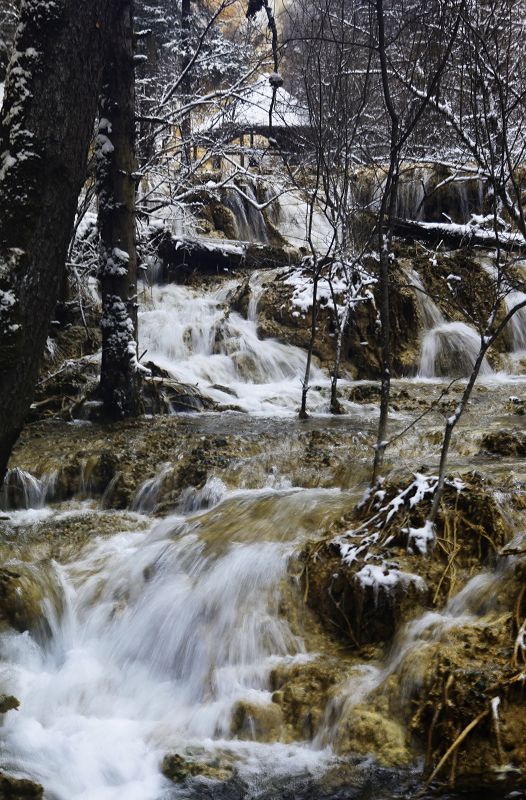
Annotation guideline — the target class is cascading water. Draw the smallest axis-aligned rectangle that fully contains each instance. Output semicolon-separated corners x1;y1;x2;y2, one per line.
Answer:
0;486;350;800
272;191;335;252
419;321;493;379
407;270;493;378
138;278;342;415
0;467;57;511
4;251;526;799
221;184;269;243
505;290;526;352
315;561;513;753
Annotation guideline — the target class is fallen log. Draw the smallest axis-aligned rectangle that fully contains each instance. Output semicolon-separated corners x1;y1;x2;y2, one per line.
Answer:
154;230;300;282
392;217;526;252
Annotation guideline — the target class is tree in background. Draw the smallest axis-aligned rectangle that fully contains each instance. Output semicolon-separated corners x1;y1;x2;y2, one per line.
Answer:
368;0;465;485
0;0;19;78
281;0;375;417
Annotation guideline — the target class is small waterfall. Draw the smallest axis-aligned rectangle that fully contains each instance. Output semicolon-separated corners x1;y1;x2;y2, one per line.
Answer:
177;475;227;513
419;321;492;378
406;268;443;329
273;191;335;252
247;269;278;322
316;564;507;750
138;281;333;414
505;290;526;351
395;168;486;223
407;269;492;378
395;166;431;221
222;183;268;243
130;464;172;514
0;467;56;511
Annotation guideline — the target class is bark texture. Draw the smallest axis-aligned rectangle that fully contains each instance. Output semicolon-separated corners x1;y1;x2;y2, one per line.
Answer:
0;0;118;481
97;0;142;419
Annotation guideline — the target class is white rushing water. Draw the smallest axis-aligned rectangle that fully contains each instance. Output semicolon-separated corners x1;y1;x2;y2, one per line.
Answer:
419;320;493;379
407;270;494;379
1;487;348;800
0;467;57;511
139;277;345;415
506;290;526;352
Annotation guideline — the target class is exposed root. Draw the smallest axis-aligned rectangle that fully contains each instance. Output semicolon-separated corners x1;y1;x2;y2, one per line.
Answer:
425;708;489;786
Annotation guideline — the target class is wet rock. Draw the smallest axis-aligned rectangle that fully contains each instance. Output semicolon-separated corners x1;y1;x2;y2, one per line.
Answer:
302;544;428;648
210;202;238;240
140;361;216;415
407;612;526;795
162;753;234;784
29;355;99;423
0;696;19;714
230;700;284;742
0;773;43;799
300;475;515;649
481;429;526;457
254;261;421;380
269;658;347;741
0;568;50;635
506;396;526;415
348;384;381;403
335;706;410;766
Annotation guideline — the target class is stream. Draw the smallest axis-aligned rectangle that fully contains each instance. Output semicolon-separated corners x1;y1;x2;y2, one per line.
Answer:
1;268;526;799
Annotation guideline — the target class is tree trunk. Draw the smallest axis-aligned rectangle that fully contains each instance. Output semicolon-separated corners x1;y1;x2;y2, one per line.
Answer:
390;216;526;253
180;0;192;165
97;0;142;419
0;0;118;482
300;265;319;419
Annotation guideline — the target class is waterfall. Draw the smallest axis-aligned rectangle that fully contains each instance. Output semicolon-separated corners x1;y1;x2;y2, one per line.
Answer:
505;290;526;351
0;468;57;511
272;190;335;252
0;487;346;800
130;464;172;514
395;168;486;224
138;281;337;415
419;321;493;379
407;269;493;378
406;268;443;329
394;166;432;221
315;564;509;750
221;183;268;243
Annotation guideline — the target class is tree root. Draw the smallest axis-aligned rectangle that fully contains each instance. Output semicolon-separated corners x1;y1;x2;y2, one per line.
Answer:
425;708;489;786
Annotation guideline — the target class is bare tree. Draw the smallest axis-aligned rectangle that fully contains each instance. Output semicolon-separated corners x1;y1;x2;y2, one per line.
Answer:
370;0;465;485
280;0;374;417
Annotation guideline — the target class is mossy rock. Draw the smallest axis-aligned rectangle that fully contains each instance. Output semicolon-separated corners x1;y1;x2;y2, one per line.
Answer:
210;202;238;240
408;610;526;794
162;753;234;784
0;773;43;799
269;658;348;741
0;696;19;714
481;429;526;457
0;568;49;635
334;706;410;766
299;475;515;649
230;700;283;742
